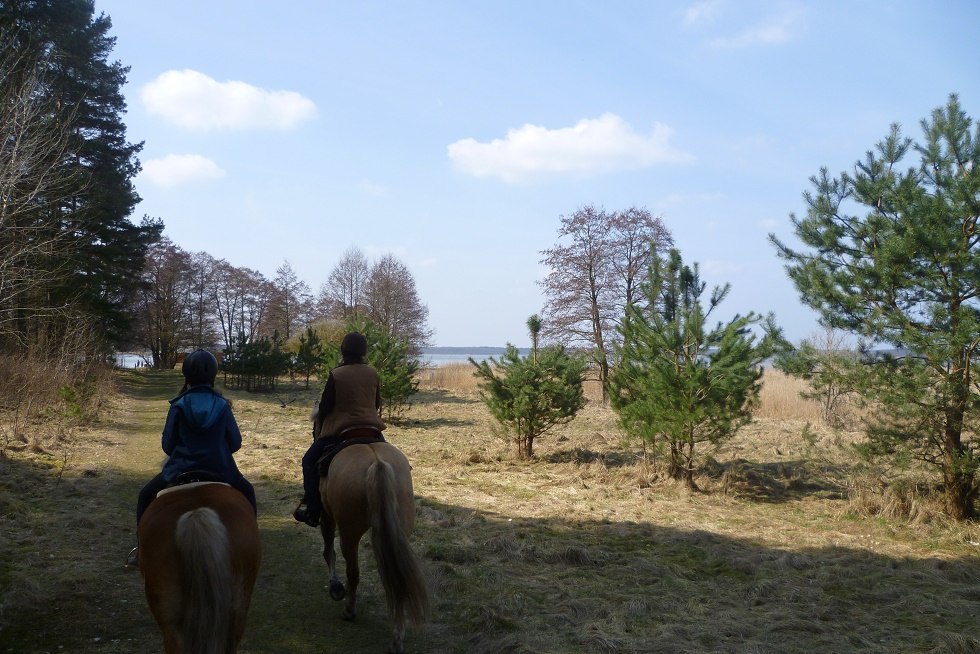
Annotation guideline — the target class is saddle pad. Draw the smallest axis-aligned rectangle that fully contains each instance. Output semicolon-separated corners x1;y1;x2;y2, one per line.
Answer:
157;480;230;498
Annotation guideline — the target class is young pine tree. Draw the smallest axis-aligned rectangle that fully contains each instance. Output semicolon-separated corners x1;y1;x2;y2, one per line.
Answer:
610;249;781;490
771;95;980;520
294;326;324;389
471;322;587;460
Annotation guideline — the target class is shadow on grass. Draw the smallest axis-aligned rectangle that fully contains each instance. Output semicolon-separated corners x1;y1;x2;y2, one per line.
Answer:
542;448;850;504
221;382;320;410
412;497;980;653
400;416;477;429
4;452;980;654
701;457;850;503
114;369;183;400
542;447;643;469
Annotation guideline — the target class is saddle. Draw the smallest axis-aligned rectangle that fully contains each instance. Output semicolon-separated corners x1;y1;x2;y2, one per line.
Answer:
156;470;230;498
315;426;386;477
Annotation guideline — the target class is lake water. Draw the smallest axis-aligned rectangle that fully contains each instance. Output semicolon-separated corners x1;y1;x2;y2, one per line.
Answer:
114;351;502;369
115;352;147;368
422;353;493;367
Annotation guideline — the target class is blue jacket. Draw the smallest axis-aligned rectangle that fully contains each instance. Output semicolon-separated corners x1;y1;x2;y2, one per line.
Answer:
160;385;243;483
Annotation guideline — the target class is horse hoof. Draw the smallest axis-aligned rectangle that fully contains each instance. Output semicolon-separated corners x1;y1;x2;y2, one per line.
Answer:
329;580;346;601
341;608;356;621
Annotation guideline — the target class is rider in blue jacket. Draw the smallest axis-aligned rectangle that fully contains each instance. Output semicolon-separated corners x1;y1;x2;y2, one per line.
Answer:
127;350;256;566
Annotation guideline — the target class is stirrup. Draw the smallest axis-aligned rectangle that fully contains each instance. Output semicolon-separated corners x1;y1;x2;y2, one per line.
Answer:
293;502;319;527
126;547;139;568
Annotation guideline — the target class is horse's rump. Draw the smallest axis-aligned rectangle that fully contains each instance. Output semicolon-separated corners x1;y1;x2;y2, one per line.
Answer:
321;442;429;629
139;483;261;654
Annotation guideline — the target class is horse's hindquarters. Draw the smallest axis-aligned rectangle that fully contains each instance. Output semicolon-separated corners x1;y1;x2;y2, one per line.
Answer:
318;441;428;652
139;484;261;653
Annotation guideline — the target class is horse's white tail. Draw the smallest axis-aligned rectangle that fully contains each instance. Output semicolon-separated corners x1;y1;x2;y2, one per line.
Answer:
175;507;233;654
366;460;430;626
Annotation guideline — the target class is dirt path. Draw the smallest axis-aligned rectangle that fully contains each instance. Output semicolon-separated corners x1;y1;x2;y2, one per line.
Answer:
0;369;406;654
0;370;179;653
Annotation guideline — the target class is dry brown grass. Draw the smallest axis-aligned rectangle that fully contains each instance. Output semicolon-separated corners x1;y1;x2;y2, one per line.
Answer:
2;368;979;653
422;364;838;423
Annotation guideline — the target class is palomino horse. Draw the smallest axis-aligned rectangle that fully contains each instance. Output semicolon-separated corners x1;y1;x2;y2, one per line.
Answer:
138;482;261;654
319;439;430;654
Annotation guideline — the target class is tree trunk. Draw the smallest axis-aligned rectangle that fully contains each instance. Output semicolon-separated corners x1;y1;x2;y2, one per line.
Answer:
517;436;534;460
597;354;610;404
942;435;976;520
942;393;976;520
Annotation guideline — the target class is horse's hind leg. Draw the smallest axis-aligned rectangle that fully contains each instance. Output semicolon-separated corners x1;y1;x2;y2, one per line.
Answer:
320;516;345;601
338;531;361;621
390;615;406;654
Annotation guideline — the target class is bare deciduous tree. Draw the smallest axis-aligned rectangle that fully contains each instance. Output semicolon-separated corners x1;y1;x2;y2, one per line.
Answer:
0;44;82;346
539;205;672;399
262;260;311;340
317;247;369;321
186;251;220;350
128;238;194;369
212;261;272;351
364;253;432;352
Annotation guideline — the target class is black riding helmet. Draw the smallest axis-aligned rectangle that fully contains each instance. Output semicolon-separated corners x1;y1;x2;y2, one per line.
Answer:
182;349;218;386
340;332;368;362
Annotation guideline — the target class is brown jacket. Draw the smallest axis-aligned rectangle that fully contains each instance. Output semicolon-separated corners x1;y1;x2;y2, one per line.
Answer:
315;363;385;438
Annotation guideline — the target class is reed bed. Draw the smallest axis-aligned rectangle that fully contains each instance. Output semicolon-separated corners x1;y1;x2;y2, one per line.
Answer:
420;364;831;423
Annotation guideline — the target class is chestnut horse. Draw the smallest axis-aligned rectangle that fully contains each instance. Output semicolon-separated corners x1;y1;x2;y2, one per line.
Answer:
138;482;261;654
319;441;429;654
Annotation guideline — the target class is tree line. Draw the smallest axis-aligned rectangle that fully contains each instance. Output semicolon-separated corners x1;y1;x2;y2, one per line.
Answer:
0;1;430;430
127;241;431;370
1;0;160;362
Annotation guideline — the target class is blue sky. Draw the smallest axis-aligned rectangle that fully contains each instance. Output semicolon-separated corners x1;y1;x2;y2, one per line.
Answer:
94;0;980;347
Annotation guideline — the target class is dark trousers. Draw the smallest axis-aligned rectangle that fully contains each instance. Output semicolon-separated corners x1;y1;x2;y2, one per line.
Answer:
301;437;337;519
136;471;257;524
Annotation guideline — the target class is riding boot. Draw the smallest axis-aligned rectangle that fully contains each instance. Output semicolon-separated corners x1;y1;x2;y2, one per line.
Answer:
292;501;320;527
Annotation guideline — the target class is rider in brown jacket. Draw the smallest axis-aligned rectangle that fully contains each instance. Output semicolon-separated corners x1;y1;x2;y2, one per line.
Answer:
293;332;385;527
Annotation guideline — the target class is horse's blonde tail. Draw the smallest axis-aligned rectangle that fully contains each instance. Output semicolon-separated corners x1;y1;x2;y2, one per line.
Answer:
175;507;233;654
366;461;430;626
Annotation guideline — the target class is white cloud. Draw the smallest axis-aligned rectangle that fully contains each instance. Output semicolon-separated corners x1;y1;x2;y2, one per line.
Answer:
708;7;803;49
682;0;725;26
140;154;225;187
141;69;317;131
447;113;694;183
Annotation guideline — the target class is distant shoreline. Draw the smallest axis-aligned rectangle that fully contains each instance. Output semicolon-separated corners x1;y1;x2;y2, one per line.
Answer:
422;346;530;355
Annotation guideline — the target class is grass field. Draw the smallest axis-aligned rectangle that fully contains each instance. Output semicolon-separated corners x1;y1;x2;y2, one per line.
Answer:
1;366;979;653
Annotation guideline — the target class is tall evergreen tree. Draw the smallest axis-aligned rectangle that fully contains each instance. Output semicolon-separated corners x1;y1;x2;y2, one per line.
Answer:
1;0;161;348
771;94;980;520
